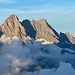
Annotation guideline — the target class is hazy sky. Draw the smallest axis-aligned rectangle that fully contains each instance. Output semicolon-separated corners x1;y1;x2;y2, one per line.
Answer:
0;0;75;36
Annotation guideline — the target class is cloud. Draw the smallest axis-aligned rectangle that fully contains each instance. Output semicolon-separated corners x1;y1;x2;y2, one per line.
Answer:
0;34;75;75
0;0;17;4
22;62;75;75
0;8;49;14
1;3;75;14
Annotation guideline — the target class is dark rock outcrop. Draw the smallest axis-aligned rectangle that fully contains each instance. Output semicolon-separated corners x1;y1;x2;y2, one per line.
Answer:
0;30;4;37
21;19;36;39
56;32;75;50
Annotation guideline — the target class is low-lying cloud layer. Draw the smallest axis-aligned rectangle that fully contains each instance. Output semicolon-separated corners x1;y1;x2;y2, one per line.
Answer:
0;34;75;75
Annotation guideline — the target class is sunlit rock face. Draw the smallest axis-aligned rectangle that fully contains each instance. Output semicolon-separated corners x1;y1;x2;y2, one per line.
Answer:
21;19;59;43
0;14;26;42
65;32;75;44
0;14;60;43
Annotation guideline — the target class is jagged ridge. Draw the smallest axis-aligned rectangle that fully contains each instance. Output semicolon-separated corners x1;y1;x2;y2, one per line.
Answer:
0;14;75;50
0;14;60;43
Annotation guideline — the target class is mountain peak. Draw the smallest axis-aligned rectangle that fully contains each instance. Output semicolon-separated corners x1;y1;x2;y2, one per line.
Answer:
1;14;19;28
38;18;47;22
10;14;17;18
65;32;72;36
30;19;59;43
38;19;48;25
0;14;26;42
5;14;19;22
65;32;75;44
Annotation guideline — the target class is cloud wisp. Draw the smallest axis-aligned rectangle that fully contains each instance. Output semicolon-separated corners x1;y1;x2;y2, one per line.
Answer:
1;3;75;14
0;0;17;4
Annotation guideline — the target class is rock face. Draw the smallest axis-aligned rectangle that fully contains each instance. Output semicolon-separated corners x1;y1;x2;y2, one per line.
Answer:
56;32;75;50
59;32;71;44
0;14;26;42
65;32;75;44
21;19;59;43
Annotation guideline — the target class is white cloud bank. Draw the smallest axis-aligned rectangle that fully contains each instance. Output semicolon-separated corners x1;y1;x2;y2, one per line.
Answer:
0;34;75;75
25;62;75;75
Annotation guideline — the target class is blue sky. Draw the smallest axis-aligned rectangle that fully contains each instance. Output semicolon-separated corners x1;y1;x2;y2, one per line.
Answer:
0;0;75;36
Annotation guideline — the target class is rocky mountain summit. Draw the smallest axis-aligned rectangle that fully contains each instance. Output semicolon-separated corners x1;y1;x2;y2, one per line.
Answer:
21;19;59;43
0;14;26;42
0;14;59;43
65;32;75;44
0;14;75;49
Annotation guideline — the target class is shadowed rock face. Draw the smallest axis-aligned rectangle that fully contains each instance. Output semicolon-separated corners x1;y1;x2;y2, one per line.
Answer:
0;30;3;37
0;14;26;42
21;19;36;39
56;32;75;50
59;32;71;43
